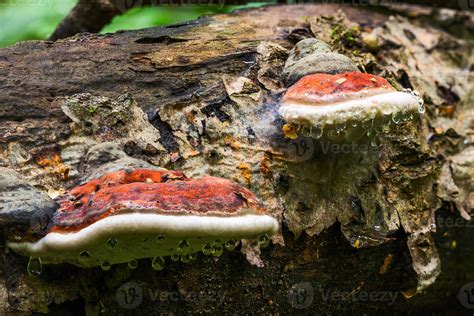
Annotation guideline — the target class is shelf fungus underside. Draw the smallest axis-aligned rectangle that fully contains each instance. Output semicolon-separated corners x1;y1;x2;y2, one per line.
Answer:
279;72;424;136
7;169;279;269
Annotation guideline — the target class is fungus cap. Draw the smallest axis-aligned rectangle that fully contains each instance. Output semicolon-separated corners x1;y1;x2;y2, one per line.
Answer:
7;169;278;268
279;72;422;127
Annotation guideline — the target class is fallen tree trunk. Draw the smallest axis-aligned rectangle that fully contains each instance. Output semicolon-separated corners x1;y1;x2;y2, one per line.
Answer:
0;4;473;314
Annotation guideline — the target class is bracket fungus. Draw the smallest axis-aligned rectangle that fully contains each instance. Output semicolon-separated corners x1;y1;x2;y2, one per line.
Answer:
7;169;278;271
279;38;425;141
279;72;425;141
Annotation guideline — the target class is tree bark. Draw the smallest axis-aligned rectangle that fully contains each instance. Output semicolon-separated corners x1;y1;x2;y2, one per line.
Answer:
0;4;473;314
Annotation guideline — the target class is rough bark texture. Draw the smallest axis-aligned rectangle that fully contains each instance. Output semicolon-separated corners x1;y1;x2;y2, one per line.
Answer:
0;4;473;314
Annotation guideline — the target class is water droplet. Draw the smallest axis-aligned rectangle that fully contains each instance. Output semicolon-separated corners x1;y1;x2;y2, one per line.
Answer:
392;112;402;124
152;256;165;271
101;261;111;271
418;104;425;114
225;240;238;251
106;237;117;250
181;253;197;263
177;240;190;254
370;136;381;147
373;225;382;232
381;107;393;116
78;250;91;264
259;234;270;248
211;244;223;257
27;257;42;276
310;125;324;139
402;112;409;122
301;127;310;137
336;128;347;138
202;243;213;256
351;121;358;127
170;253;180;262
128;260;138;270
181;254;191;263
155;235;166;244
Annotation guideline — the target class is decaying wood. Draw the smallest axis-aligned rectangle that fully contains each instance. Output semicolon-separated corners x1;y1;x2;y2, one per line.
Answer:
0;4;473;314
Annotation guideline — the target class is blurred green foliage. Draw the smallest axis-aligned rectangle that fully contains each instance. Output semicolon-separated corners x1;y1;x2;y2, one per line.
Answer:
0;0;270;48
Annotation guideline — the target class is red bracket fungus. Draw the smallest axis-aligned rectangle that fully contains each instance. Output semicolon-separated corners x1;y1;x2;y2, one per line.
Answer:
7;169;278;271
280;72;425;140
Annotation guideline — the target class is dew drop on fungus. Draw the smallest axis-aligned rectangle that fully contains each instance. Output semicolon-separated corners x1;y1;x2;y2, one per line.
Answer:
181;254;191;263
336;125;347;138
151;256;165;271
78;250;91;263
392;113;402;124
170;253;180;262
128;260;138;270
211;244;223;257
225;240;238;251
311;125;324;139
155;235;166;244
259;234;270;248
106;237;117;250
370;136;381;147
101;261;112;271
301;127;310;137
177;240;190;254
27;257;42;276
202;243;213;256
181;253;197;263
418;102;426;114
